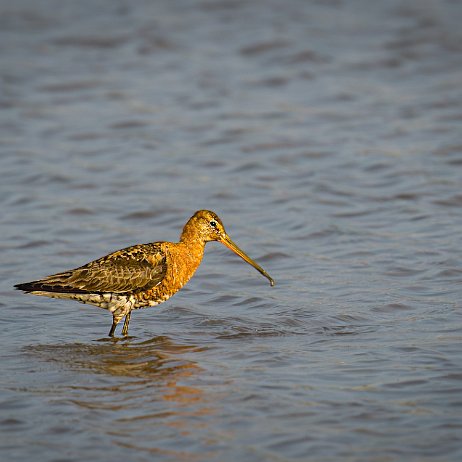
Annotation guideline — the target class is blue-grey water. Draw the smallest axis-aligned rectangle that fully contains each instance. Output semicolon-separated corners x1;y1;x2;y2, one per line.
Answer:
1;0;462;461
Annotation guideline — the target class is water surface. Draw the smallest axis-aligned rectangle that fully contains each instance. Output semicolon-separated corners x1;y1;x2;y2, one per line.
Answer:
1;0;462;461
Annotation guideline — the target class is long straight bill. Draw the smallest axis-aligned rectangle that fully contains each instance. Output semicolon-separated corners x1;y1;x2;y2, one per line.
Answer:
220;235;275;286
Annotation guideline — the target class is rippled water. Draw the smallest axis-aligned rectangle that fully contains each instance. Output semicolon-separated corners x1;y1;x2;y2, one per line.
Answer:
1;0;462;460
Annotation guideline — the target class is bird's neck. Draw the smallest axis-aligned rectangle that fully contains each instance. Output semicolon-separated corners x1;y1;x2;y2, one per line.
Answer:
160;238;205;297
179;221;206;247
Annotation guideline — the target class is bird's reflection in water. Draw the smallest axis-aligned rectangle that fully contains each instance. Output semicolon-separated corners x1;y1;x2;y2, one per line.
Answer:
32;335;199;374
30;335;204;389
27;336;219;459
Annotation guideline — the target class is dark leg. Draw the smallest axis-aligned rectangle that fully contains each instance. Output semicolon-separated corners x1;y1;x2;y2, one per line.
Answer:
121;312;131;336
109;315;123;337
108;320;117;337
122;312;131;336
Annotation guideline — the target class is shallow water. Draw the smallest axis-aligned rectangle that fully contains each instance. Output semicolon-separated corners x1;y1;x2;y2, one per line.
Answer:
1;0;462;460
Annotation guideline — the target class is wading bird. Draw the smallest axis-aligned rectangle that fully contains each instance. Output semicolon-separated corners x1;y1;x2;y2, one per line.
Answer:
15;210;274;337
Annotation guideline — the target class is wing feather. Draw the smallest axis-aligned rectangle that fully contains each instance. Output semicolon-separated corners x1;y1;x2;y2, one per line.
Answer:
15;243;167;295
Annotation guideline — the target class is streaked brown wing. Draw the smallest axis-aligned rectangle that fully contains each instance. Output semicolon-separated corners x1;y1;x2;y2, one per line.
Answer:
16;243;167;294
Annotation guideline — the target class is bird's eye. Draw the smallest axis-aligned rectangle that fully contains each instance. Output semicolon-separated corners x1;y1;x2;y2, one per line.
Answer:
210;220;217;228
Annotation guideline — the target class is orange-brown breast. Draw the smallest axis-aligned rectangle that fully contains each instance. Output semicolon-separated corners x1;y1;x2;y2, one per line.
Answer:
134;241;205;306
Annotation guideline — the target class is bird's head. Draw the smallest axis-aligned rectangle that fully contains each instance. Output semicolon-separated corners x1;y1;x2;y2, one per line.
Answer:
181;210;275;286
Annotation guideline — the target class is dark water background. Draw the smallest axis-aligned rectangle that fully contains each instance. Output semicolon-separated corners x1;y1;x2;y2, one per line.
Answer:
1;0;462;460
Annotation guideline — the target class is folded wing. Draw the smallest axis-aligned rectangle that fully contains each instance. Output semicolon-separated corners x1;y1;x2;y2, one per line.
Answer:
15;243;167;295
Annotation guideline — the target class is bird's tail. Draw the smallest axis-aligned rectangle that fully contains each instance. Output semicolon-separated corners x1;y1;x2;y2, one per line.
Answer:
14;271;80;294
